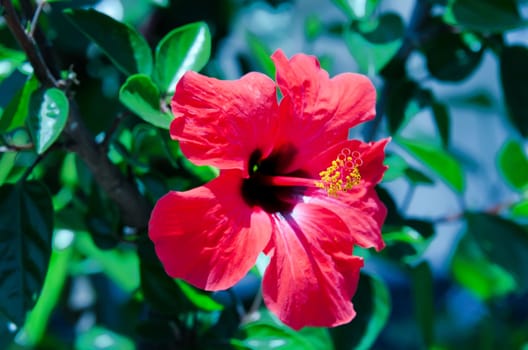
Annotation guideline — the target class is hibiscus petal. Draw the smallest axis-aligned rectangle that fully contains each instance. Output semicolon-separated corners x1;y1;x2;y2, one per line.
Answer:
271;50;376;172
171;71;279;172
148;170;272;291
262;204;364;330
310;186;387;251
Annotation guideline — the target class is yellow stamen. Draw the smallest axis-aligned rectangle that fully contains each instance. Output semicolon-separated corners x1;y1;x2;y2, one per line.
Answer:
315;148;362;196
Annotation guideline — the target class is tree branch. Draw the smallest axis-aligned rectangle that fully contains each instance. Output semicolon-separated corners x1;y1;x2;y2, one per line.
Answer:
2;0;151;230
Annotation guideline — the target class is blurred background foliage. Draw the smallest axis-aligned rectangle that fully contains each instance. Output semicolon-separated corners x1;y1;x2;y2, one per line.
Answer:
0;0;528;349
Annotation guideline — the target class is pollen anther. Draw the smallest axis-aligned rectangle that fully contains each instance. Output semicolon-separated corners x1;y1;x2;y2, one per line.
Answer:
315;148;362;196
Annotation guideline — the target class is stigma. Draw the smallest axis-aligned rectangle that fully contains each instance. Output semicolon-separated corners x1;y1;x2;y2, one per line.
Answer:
315;148;362;196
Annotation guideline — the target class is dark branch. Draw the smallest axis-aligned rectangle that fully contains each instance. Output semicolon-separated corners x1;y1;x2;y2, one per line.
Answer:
2;0;151;230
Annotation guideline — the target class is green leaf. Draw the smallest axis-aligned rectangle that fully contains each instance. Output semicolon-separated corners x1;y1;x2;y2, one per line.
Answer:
382;153;408;182
63;8;153;76
27;88;69;154
246;33;275;77
344;14;403;75
466;213;528;292
16;229;75;347
510;200;528;218
423;29;483;82
497;139;528;192
175;280;223;312
0;45;26;84
445;0;527;33
397;137;465;193
74;232;140;293
0;181;53;328
119;74;173;129
0;152;17;186
452;229;517;299
410;261;434;348
404;167;434;185
330;273;390;350
500;46;528;137
240;309;333;350
0;75;39;132
385;80;418;134
431;101;450;147
153;22;211;95
75;326;135;350
331;0;381;20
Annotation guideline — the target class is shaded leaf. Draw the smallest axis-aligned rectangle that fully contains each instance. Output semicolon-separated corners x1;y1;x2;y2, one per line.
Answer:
0;181;53;328
466;213;528;292
385;80;418;134
63;8;153;76
75;326;135;350
246;33;275;77
330;273;390;350
27;88;69;154
331;0;381;20
445;0;527;33
397;137;465;193
153;22;211;95
431;101;450;147
497;139;528;192
500;45;528;137
410;261;434;348
119;74;173;129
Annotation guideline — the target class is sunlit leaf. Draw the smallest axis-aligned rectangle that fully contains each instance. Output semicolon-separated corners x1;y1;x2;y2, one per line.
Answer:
153;22;211;95
64;8;153;76
0;181;53;328
0;75;39;132
331;0;381;20
497;139;528;192
119;74;173;129
500;46;528;137
510;200;528;219
239;309;333;350
27;88;69;154
397;137;465;193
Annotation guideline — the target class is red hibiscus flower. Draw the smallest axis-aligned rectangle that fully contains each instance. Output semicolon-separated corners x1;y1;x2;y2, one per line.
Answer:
149;49;389;330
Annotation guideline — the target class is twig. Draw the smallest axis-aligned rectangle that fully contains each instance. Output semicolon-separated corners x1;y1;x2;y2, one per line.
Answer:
28;0;46;38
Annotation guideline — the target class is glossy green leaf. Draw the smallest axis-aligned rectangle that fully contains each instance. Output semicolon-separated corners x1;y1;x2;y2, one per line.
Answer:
331;0;380;20
63;8;153;76
466;213;528;291
445;0;527;33
397;137;465;193
452;231;517;299
27;88;69;154
0;75;39;132
0;152;17;186
330;273;390;350
119;74;173;129
0;181;53;328
501;46;528;137
153;22;211;94
497;139;528;191
410;261;434;348
240;309;333;350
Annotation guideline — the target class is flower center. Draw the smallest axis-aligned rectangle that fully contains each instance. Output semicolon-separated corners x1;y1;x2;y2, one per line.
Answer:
315;148;362;196
241;146;308;214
